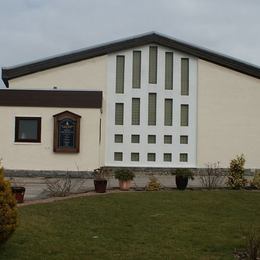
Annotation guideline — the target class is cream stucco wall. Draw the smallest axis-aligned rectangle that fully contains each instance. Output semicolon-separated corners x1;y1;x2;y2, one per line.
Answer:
197;60;260;168
9;55;107;91
0;107;101;171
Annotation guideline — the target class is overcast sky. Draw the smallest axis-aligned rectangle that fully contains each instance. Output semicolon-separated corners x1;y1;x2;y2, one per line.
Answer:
0;0;260;88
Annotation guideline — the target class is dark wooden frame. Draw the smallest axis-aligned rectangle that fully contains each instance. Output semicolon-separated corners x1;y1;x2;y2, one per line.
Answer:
15;117;41;143
53;111;81;153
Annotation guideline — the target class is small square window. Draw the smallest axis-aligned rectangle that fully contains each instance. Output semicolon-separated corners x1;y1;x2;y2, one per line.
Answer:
147;153;156;161
164;153;172;162
148;135;156;144
131;135;140;143
180;153;188;162
131;153;139;161
114;152;123;161
180;135;188;144
15;117;41;143
115;134;123;143
164;135;172;144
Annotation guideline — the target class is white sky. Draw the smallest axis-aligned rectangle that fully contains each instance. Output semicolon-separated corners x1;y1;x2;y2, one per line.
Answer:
0;0;260;88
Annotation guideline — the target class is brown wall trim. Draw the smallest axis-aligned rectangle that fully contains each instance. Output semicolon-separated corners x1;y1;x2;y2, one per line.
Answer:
2;32;260;87
0;89;102;108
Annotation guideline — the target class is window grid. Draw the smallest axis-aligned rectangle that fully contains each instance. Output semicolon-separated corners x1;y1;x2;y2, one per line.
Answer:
164;99;173;126
180;135;188;144
131;153;139;161
131;135;140;143
164;135;172;144
116;56;125;93
114;134;123;143
180;153;188;162
132;51;141;88
132;98;140;125
180;104;189;126
115;103;124;125
147;153;156;161
114;152;123;161
181;58;189;95
148;135;156;144
148;93;156;125
165;52;173;90
149;46;158;84
164;153;172;162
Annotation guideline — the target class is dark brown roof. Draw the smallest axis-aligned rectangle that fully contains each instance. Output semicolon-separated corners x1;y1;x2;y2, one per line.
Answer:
2;32;260;88
0;89;102;108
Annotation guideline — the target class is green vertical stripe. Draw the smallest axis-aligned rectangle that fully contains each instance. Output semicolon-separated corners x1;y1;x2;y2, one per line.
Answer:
148;93;156;125
149;46;157;84
181;58;189;95
164;99;173;126
132;98;140;125
181;104;189;126
132;51;141;88
165;52;173;89
116;56;125;93
115;103;124;125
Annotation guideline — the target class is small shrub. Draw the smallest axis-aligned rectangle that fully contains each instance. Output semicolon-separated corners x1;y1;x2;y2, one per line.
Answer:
0;165;18;245
94;167;112;180
227;154;247;189
251;172;260;189
199;162;225;189
114;169;135;181
171;168;194;180
146;176;161;191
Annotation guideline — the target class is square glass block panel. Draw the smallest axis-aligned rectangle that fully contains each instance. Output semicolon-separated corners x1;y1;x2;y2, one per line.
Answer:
164;153;172;162
164;135;172;144
114;134;123;143
15;117;41;142
131;135;140;143
148;135;156;144
131;153;139;161
114;152;123;161
180;135;188;144
147;153;156;161
180;153;188;162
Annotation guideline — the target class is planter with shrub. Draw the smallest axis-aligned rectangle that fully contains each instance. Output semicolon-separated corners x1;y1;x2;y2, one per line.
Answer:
171;168;194;190
114;169;135;191
93;167;110;193
11;186;26;203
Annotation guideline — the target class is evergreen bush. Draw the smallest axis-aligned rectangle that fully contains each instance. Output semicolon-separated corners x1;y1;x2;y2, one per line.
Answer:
227;154;247;189
0;165;18;245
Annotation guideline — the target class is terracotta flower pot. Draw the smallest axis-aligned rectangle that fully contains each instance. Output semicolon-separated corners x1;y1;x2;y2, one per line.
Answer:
119;180;131;191
11;186;26;203
94;179;107;193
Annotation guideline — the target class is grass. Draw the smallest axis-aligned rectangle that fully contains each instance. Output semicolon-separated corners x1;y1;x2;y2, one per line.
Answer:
1;191;260;260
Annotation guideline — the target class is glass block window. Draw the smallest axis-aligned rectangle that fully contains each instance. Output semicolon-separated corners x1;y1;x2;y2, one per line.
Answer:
148;135;156;144
180;104;189;126
131;153;139;161
114;152;123;161
116;56;125;93
149;46;157;84
131;135;140;143
114;134;123;143
165;52;173;90
148;93;156;125
15;117;41;143
132;98;140;125
132;51;141;88
164;153;172;162
115;103;124;125
180;153;188;162
164;99;173;126
147;153;156;161
181;58;189;95
180;135;188;144
164;135;172;144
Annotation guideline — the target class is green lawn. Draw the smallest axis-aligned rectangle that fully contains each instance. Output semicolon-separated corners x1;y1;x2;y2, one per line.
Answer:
1;191;260;260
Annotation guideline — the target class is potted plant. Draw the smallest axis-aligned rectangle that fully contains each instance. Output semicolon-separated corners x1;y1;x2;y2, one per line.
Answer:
114;169;135;191
172;168;194;190
11;186;26;203
93;167;111;193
